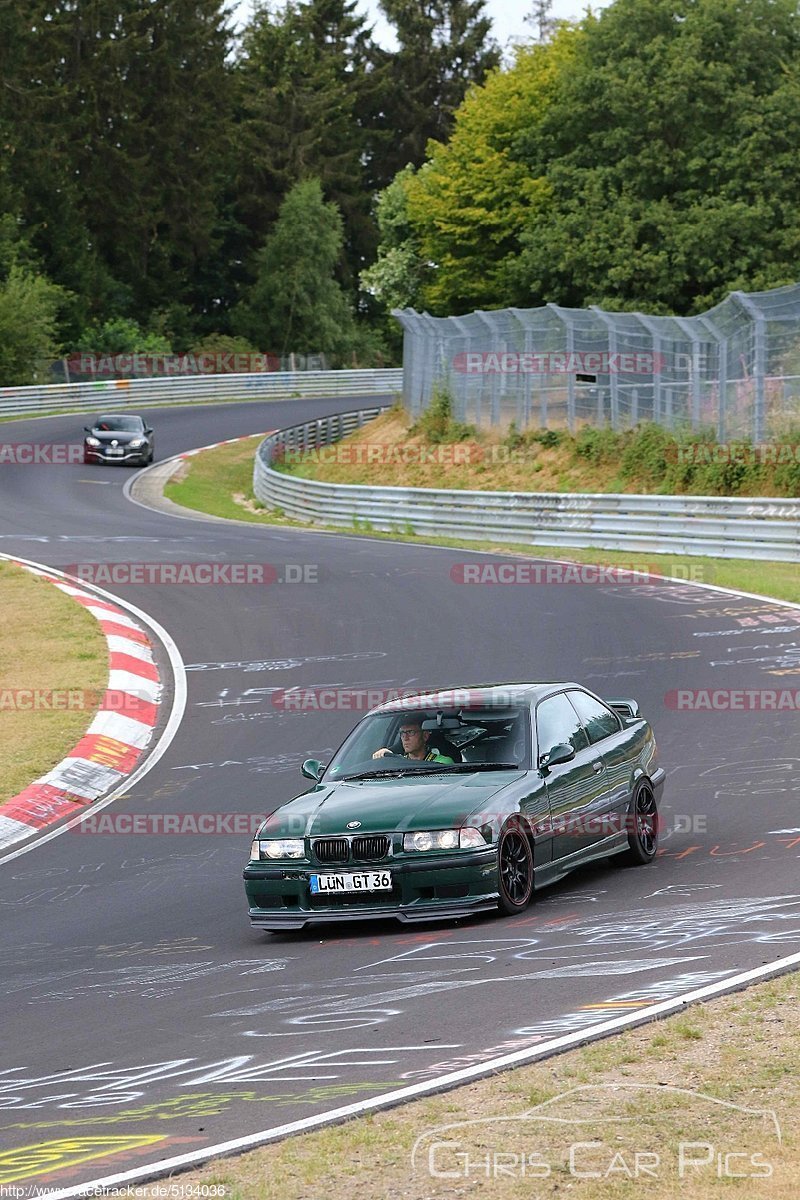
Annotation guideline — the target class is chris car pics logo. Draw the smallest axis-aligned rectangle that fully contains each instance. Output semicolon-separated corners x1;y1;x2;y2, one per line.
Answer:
411;1084;779;1182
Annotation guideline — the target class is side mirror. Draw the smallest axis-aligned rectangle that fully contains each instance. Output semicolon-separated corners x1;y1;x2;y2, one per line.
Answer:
301;758;322;781
144;427;153;436
539;742;575;771
84;426;92;434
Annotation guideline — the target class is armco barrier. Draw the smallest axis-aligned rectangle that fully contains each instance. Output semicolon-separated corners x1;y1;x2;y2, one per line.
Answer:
0;369;402;419
253;410;800;562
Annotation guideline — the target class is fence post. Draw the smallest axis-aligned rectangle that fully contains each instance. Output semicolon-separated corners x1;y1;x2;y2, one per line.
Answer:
591;306;620;430
547;304;575;433
731;292;766;443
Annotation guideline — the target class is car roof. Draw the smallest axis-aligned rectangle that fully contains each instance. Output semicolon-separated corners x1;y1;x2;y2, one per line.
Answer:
372;682;584;715
92;414;145;423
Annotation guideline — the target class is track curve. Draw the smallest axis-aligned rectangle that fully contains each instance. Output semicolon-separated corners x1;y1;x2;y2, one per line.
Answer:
1;398;799;1195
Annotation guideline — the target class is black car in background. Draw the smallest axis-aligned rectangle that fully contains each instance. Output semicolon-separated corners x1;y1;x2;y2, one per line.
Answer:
83;414;155;465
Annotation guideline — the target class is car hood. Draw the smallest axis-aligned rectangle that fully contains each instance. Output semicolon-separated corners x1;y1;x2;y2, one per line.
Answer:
260;770;526;838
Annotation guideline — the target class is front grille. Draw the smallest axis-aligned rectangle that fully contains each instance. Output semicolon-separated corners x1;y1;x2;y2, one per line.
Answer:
309;886;402;909
351;835;390;862
313;837;349;864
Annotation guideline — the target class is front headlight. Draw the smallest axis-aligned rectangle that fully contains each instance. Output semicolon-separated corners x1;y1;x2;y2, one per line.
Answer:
403;828;484;852
250;838;305;860
128;438;145;448
85;437;100;446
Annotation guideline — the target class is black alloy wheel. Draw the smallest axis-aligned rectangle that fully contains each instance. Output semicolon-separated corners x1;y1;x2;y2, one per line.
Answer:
620;784;659;865
497;824;534;915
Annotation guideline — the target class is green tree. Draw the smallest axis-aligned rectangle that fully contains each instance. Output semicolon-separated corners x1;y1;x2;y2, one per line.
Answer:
75;318;172;357
525;0;556;43
1;0;235;334
361;167;427;311
376;30;578;315
236;0;382;292
374;0;501;183
232;178;355;358
0;213;65;384
0;251;64;386
513;0;800;312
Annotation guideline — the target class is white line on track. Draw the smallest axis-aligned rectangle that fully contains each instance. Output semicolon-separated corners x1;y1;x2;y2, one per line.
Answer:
45;946;800;1198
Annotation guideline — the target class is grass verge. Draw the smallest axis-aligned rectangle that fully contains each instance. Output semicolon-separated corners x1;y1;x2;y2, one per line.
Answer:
0;561;108;804
138;969;799;1200
164;438;800;605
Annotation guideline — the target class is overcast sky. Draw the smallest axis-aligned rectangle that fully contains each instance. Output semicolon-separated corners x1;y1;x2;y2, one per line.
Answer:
232;1;613;51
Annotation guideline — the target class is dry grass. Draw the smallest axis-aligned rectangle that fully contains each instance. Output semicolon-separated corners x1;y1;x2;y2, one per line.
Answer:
0;561;108;803
137;970;799;1199
277;409;616;493
275;408;800;496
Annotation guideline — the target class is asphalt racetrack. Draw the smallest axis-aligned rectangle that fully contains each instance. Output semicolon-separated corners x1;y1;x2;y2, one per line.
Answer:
1;397;799;1194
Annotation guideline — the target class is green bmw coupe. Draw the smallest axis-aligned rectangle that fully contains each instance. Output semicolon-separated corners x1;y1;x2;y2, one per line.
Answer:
244;683;665;931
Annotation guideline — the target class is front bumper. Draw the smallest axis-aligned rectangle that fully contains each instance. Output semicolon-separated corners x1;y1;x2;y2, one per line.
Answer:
84;446;149;464
244;847;499;930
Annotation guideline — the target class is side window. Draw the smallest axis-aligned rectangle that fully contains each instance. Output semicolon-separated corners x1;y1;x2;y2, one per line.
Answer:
535;694;589;759
568;690;622;745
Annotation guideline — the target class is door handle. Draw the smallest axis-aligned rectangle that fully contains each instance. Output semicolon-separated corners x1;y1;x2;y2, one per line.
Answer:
592;760;604;773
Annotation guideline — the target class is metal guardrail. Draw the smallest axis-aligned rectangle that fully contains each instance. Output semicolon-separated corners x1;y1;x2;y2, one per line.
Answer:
253;410;800;562
0;369;403;418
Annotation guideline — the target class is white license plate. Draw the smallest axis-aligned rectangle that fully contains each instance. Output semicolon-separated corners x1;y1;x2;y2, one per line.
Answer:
310;871;392;894
106;448;123;455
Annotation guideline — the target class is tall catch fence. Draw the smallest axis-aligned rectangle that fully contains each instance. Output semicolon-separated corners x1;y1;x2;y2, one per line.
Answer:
394;283;800;442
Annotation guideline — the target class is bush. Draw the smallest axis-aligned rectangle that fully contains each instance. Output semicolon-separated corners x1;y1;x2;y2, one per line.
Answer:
0;266;65;385
618;423;675;486
533;428;564;449
412;387;476;443
575;425;620;464
75;317;171;356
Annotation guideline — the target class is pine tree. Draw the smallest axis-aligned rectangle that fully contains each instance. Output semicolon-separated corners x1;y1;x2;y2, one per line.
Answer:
0;0;236;335
236;0;382;293
525;0;557;43
232;178;355;358
373;0;501;182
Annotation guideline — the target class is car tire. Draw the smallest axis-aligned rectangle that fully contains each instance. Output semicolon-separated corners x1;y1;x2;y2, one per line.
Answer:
497;821;534;915
618;782;659;866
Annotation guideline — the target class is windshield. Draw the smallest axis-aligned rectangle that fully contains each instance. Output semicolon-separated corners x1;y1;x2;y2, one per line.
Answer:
325;702;531;780
93;416;144;432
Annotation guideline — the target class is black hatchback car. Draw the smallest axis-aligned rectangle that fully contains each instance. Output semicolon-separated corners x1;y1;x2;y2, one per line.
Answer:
83;414;155;465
